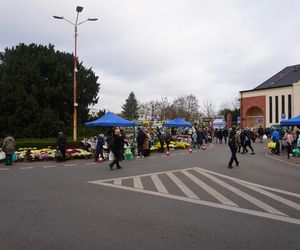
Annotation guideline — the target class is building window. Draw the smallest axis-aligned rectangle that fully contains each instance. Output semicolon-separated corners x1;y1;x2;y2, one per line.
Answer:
275;96;279;123
288;94;292;119
281;95;285;116
269;96;273;124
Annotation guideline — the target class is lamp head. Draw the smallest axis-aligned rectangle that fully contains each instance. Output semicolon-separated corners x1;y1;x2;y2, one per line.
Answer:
53;15;64;19
76;6;83;12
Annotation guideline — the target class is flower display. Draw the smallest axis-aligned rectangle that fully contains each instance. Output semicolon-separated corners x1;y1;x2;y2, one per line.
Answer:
15;147;92;162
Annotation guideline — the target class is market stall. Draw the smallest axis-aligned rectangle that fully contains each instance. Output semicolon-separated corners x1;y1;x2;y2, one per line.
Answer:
280;115;300;126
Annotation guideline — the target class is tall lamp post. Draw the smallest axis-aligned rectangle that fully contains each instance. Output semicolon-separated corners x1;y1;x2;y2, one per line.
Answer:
53;6;98;141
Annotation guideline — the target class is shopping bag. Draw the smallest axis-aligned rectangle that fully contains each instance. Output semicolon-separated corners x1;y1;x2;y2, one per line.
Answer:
124;148;133;160
0;151;5;160
267;141;276;149
12;152;17;161
109;151;115;161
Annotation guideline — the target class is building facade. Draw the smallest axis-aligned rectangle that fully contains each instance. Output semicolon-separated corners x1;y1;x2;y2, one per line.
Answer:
240;64;300;128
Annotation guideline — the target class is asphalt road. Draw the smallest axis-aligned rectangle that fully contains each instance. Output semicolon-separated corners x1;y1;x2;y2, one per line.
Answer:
0;142;299;250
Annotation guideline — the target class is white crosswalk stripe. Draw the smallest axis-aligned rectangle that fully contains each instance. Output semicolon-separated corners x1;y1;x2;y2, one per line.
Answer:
133;177;144;189
194;169;287;216
181;170;238;207
167;172;199;200
88;167;300;225
151;174;169;194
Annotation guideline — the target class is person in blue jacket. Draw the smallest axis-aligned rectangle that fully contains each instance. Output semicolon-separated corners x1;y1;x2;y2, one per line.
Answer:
95;134;105;161
271;128;280;155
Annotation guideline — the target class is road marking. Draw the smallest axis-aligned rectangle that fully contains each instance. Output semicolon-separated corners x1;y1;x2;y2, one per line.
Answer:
114;179;122;185
0;168;9;171
182;170;238;207
194;169;287;216
196;167;300;199
166;172;199;200
151;174;169;194
133;177;144;189
85;162;98;165
64;164;76;167
19;167;34;170
42;165;57;168
89;180;300;226
237;182;300;211
88;166;300;225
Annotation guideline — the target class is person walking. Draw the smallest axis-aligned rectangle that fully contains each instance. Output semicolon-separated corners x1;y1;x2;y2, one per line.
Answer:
271;128;280;155
223;127;229;144
227;127;239;168
165;130;172;152
57;131;67;161
218;129;224;144
236;129;242;153
257;125;264;143
242;129;255;154
286;130;293;159
109;127;124;170
136;128;146;158
94;134;105;162
158;131;165;153
1;134;16;166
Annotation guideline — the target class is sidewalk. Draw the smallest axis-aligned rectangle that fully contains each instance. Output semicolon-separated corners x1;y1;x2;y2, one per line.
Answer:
266;151;300;166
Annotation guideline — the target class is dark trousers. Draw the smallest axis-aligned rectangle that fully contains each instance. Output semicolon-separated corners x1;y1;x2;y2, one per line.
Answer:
5;154;13;166
159;140;164;152
287;143;292;159
228;146;238;166
137;142;144;156
243;141;254;153
166;142;170;151
111;150;121;167
275;141;280;155
95;149;104;161
59;146;66;161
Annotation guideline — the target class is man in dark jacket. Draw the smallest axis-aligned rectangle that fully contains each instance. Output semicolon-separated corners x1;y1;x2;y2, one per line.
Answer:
109;127;124;170
137;128;146;158
57;131;67;161
228;127;239;168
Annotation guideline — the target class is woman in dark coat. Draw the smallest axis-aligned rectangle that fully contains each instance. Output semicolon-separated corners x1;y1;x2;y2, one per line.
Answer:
109;127;124;170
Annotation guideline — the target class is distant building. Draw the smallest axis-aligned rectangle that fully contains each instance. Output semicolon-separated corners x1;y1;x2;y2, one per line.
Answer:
240;64;300;128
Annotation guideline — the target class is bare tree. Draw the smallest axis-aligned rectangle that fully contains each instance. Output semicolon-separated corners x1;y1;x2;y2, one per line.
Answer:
172;95;200;121
201;99;216;118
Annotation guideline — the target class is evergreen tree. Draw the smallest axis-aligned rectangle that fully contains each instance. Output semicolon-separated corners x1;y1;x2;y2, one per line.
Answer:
0;43;100;138
121;92;139;120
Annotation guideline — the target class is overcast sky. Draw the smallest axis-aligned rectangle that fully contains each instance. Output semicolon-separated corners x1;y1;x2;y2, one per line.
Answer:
1;0;299;113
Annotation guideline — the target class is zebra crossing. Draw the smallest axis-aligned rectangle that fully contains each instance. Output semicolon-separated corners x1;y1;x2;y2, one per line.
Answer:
88;167;300;225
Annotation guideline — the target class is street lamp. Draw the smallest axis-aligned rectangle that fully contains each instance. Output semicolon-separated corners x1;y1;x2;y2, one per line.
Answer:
53;6;98;141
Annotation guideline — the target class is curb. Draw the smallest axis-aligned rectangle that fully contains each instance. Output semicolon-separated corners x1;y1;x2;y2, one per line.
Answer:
265;152;300;167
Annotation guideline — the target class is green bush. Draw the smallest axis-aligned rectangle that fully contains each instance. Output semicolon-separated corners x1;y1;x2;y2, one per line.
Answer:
0;137;85;150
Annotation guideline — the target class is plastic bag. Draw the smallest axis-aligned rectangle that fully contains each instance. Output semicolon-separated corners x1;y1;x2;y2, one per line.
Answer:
267;141;276;149
0;151;5;160
109;151;115;161
124;148;133;160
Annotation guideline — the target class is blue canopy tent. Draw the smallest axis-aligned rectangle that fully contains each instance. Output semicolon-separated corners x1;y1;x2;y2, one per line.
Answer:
280;115;300;126
163;118;192;127
84;112;135;127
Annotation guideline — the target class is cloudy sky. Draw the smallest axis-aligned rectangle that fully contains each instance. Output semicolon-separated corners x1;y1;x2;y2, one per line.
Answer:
1;0;300;113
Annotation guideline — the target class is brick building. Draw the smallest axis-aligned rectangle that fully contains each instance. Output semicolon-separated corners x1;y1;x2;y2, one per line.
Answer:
240;64;300;128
